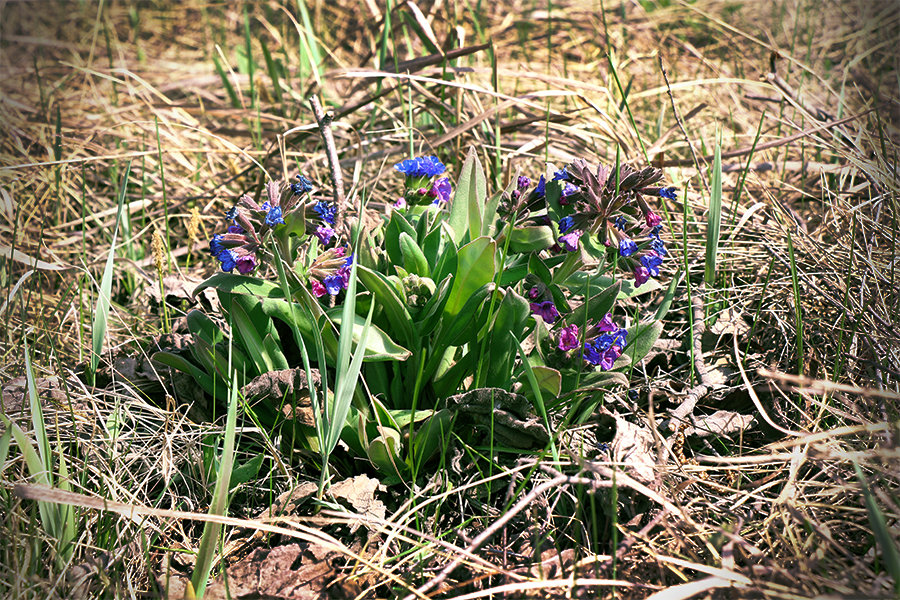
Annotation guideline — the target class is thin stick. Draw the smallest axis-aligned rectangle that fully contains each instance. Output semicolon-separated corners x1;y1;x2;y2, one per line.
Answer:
308;94;346;234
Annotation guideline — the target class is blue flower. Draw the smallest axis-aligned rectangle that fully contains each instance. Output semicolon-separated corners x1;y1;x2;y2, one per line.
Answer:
561;182;578;198
209;234;225;256
216;249;237;272
224;206;238;222
323;273;344;295
265;204;284;227
583;341;602;365
559;216;575;233
534;175;546;198
641;252;664;277
552;167;570;182
659;187;677;200
619;238;638;257
291;174;313;195
394;155;446;178
611;327;627;348
614;216;627;231
649;237;667;256
313;201;337;226
651;225;663;237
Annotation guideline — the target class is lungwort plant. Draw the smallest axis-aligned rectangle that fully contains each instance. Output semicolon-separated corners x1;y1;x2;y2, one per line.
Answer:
157;145;676;483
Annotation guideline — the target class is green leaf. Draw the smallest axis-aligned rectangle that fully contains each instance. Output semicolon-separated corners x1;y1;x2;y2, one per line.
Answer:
565;281;621;329
187;310;224;346
853;461;900;595
564;271;661;298
262;333;290;371
528;254;553;287
705;135;723;287
443;237;496;319
409;409;452;468
90;161;130;384
153;351;222;400
384;211;417;267
366;428;404;477
439;283;494;348
448;146;487;244
229;454;264;489
399;231;429;277
229;296;274;374
505;226;555;253
325;309;412;361
622;320;663;366
195;272;284;300
482;178;516;237
356;266;415;346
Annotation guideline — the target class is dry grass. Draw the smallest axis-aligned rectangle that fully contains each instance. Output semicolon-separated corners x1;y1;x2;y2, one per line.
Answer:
1;0;898;598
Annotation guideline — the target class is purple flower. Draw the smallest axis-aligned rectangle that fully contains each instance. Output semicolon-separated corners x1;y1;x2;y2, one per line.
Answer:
530;301;560;323
315;224;334;246
613;216;627;231
561;182;578;198
394;155;446;178
634;265;650;286
235;253;258;274
557;324;579;351
597;344;622;370
552;167;570;181
559;216;575;233
596;312;616;332
559;230;582;252
226;225;244;234
583;341;602;365
429;177;452;204
517;175;531;190
641;251;664;277
311;280;327;298
619;238;638;257
337;265;351;287
291;174;313;195
313;201;337;226
394;197;408;209
645;210;662;228
527;286;540;300
323;273;345;295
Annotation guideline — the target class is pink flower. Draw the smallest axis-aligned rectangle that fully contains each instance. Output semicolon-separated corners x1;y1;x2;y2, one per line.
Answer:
311;280;327;298
645;211;662;228
596;312;616;332
598;344;622;370
557;324;579;351
559;230;582;252
634;265;650;286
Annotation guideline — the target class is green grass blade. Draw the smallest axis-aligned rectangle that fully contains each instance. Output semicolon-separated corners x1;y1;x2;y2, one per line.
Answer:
704;135;722;289
213;52;240;108
191;371;239;598
294;0;322;85
89;161;130;386
514;338;558;462
853;461;900;595
785;227;804;375
260;36;284;112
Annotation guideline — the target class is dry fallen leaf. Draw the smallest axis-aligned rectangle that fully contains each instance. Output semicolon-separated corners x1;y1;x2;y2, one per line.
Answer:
611;416;657;485
684;410;756;438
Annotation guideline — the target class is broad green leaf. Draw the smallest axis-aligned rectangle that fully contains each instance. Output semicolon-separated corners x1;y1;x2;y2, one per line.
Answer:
505;226;555;253
195;272;284;300
325;309;412;361
565;281;621;329
443;237;496;319
153;351;222;400
229;454;264;489
384;211;417;267
564;271;661;298
367;428;403;477
482;178;516;237
448;146;487;244
440;283;494;348
528;254;553;287
409;409;452;468
399;231;429;276
356;266;415;346
262;333;290;371
229;297;274;374
622;320;663;366
187;310;224;346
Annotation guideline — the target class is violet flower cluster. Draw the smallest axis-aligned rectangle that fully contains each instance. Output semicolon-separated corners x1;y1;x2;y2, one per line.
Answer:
208;180;293;274
528;287;628;372
548;159;675;287
394;155;453;207
308;246;354;298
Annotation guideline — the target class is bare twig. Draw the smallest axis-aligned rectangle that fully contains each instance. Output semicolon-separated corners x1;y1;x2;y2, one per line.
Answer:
308;95;347;235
